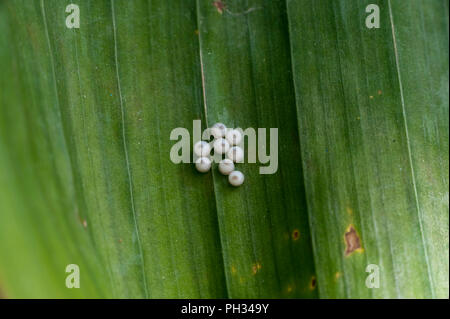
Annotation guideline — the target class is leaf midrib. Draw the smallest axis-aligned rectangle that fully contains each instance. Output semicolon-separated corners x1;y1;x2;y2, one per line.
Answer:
194;0;317;298
195;0;230;298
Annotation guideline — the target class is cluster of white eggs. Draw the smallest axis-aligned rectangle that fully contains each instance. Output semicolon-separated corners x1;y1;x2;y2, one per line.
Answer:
194;123;245;187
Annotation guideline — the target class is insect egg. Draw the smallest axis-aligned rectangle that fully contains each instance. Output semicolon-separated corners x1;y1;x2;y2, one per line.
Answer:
195;157;211;173
218;158;235;175
228;170;244;186
194;141;211;157
211;123;227;139
225;129;242;145
227;146;244;163
213;138;230;155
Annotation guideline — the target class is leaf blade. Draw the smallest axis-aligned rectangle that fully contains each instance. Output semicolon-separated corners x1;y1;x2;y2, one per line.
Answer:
287;0;449;298
197;0;317;298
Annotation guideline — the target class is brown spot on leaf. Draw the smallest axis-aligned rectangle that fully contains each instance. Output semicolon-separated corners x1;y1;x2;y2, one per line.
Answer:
344;225;363;256
82;219;87;228
378;90;382;95
252;262;262;275
252;265;257;275
212;1;225;14
292;229;300;241
309;276;317;290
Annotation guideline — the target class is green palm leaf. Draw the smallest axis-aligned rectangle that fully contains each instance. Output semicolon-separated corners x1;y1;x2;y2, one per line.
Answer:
0;0;447;298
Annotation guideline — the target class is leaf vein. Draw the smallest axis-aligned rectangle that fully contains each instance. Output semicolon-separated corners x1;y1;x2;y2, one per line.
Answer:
388;0;435;298
111;0;149;298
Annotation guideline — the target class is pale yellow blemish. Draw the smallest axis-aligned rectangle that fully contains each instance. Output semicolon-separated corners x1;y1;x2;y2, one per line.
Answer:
82;219;87;228
369;95;374;99
286;284;295;294
231;265;237;275
335;272;342;281
346;207;353;215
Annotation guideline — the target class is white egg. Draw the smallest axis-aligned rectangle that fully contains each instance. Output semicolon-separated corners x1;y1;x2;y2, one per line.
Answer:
227;146;244;163
225;129;242;145
228;171;244;186
194;141;211;157
218;159;235;175
211;123;227;139
195;157;211;173
213;138;230;155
